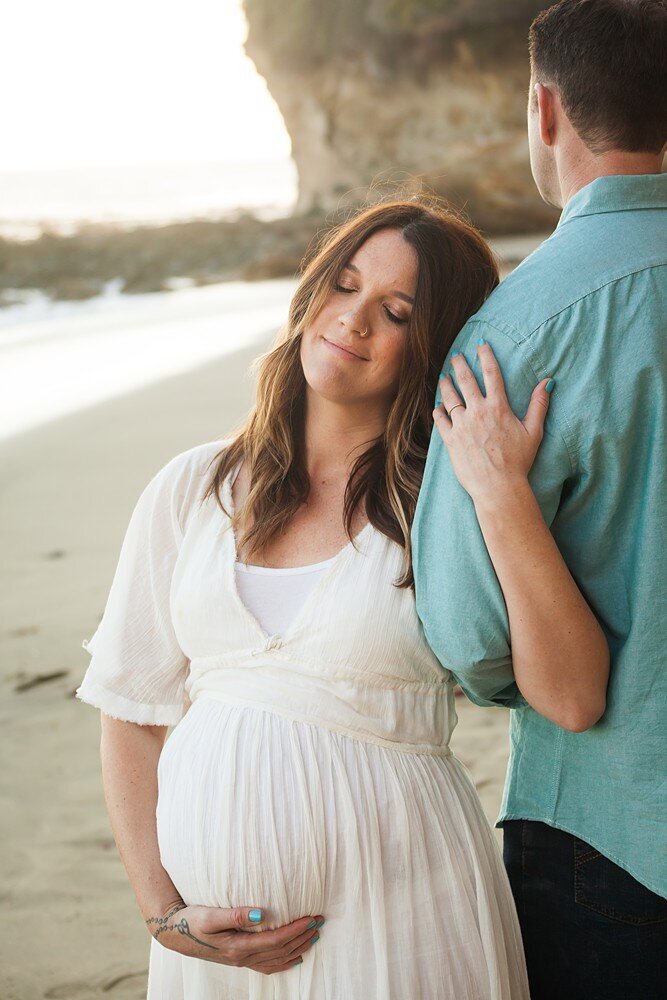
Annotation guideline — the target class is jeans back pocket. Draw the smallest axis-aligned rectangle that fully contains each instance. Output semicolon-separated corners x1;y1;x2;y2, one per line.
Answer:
573;837;667;925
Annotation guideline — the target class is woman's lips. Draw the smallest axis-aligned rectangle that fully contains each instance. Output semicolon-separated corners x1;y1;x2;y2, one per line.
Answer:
322;337;367;361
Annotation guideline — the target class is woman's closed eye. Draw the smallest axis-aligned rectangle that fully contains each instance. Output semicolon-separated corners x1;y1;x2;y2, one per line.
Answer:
334;284;409;326
384;308;409;326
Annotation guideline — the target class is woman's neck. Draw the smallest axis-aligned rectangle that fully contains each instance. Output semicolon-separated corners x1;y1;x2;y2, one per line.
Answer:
303;391;388;480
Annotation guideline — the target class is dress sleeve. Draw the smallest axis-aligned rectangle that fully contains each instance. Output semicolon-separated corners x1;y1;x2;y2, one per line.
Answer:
76;452;196;726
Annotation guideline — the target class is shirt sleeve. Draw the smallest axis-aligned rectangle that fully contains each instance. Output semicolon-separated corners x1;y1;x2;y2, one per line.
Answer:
412;318;575;709
76;451;198;726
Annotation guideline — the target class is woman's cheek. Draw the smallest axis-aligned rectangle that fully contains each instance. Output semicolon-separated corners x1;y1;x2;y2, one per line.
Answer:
380;334;407;387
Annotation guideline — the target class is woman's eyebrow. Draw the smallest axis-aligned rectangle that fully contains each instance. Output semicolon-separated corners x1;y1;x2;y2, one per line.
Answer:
343;263;414;305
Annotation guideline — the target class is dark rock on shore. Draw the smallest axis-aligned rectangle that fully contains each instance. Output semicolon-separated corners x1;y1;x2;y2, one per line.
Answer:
0;212;324;304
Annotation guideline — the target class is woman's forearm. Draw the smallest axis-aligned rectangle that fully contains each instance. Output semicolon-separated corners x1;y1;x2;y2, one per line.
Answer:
100;715;183;922
473;476;610;731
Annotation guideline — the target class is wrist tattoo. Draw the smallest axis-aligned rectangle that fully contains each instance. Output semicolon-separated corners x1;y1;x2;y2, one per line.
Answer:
146;903;218;950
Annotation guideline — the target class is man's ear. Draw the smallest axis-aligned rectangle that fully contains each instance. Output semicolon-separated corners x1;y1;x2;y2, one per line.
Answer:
535;82;556;147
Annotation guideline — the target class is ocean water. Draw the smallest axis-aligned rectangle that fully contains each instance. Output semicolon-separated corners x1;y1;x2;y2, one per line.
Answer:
0;158;298;239
0;278;297;441
0;159;301;438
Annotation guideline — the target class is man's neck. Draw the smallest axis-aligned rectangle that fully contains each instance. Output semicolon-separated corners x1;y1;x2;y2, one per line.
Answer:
558;150;664;207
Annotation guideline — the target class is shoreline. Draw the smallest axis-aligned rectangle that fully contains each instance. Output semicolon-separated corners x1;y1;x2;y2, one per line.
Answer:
0;278;296;441
0;205;550;310
0;230;545;442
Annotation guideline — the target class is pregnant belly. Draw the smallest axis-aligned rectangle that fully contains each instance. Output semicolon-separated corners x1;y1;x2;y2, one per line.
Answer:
156;697;337;928
156;696;480;935
155;698;524;998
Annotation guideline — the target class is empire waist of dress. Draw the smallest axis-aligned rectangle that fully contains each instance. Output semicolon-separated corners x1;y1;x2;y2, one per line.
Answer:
185;653;456;756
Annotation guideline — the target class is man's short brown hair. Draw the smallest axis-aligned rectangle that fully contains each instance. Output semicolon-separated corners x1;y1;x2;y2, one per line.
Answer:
529;0;666;154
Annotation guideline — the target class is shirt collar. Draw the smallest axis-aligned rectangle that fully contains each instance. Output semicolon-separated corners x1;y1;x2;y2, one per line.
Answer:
557;172;667;229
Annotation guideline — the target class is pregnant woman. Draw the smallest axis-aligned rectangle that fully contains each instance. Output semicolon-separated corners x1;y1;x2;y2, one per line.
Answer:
77;199;534;998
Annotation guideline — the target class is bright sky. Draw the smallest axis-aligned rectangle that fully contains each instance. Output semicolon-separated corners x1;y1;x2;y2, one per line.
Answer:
2;0;291;170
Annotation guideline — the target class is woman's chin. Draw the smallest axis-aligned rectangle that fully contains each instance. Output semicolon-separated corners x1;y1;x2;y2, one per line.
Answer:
304;367;360;406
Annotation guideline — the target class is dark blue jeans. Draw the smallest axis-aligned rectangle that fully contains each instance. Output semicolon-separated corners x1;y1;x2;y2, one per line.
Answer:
503;820;667;1000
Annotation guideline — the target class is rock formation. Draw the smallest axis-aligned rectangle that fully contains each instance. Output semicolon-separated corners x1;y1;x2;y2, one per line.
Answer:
244;1;559;233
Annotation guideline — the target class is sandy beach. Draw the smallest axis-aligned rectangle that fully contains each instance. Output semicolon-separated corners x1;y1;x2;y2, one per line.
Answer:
1;304;513;999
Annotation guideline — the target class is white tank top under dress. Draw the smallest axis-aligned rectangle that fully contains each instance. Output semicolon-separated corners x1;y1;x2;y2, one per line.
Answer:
76;440;529;1000
233;556;336;638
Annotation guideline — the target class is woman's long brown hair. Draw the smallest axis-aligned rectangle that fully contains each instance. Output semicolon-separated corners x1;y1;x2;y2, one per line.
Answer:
203;196;499;588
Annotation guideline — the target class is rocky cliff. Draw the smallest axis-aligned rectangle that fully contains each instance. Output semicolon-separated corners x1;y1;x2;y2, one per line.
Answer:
244;1;559;233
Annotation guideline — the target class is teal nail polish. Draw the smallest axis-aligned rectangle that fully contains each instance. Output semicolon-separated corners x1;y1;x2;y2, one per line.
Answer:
293;958;303;966
477;338;486;345
306;919;317;929
311;932;320;944
315;918;325;929
249;908;262;923
451;352;460;358
439;372;446;379
546;378;556;393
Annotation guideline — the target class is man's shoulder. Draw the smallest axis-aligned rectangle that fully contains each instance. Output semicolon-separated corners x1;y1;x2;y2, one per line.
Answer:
472;210;665;345
451;209;666;470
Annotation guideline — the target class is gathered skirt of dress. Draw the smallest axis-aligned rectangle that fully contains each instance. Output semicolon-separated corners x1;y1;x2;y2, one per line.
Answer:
150;697;528;1000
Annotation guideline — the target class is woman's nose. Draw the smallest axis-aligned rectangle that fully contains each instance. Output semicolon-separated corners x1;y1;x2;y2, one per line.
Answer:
339;305;369;337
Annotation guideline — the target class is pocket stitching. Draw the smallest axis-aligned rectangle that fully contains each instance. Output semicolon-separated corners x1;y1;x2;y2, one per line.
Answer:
573;843;667;926
574;847;601;868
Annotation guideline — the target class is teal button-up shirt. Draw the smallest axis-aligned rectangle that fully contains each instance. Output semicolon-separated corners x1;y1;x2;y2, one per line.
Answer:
412;174;667;898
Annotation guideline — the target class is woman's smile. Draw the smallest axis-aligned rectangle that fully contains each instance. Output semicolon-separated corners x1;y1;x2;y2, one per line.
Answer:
321;336;369;361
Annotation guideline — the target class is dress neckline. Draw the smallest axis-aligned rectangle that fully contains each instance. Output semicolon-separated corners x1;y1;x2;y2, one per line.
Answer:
234;554;337;575
221;462;373;644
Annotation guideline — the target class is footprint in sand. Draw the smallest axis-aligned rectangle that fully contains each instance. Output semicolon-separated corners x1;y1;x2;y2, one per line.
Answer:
7;624;39;638
14;670;68;693
44;970;146;998
102;971;148;994
44;982;97;999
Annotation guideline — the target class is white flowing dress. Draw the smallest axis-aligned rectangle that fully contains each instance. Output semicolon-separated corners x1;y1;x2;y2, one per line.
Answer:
76;441;529;1000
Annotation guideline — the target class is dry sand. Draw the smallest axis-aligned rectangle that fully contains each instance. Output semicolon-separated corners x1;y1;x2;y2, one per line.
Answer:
0;328;512;999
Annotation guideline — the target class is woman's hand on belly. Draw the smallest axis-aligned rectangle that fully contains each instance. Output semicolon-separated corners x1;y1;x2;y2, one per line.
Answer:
146;900;324;975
